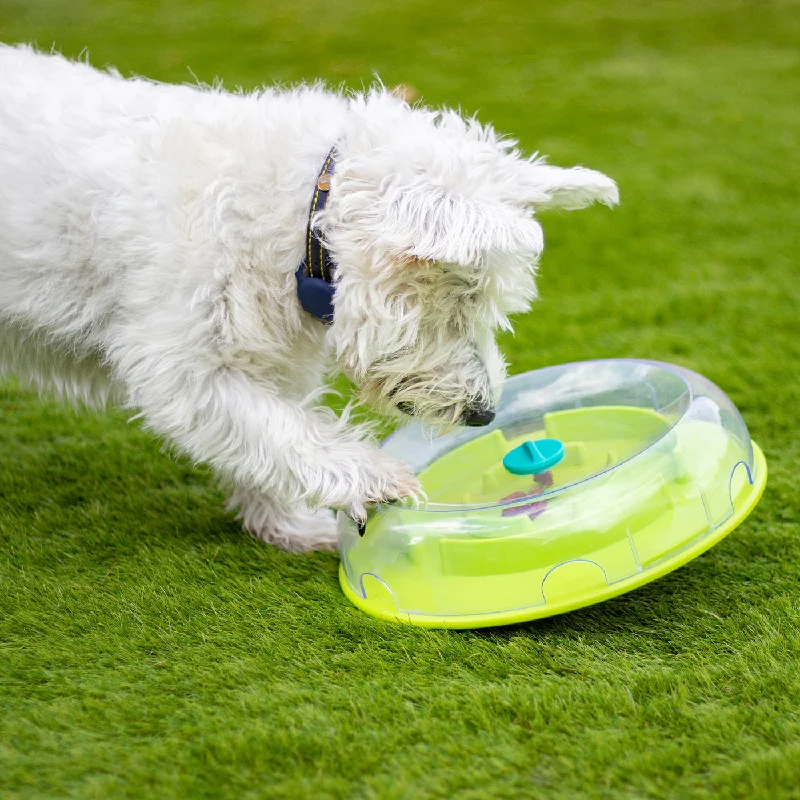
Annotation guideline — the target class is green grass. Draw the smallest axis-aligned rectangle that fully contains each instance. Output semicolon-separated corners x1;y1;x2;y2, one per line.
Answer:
2;0;800;797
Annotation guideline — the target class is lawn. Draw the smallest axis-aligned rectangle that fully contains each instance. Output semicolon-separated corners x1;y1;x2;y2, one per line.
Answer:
1;0;799;797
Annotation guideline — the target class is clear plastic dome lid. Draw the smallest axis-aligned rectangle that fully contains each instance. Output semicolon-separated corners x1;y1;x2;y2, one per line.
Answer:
338;359;766;628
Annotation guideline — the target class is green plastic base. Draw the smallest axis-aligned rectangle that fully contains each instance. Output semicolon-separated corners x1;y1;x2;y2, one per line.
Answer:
339;441;767;629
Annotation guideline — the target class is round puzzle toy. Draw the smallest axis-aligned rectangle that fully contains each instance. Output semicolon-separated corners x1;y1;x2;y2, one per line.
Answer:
337;359;767;629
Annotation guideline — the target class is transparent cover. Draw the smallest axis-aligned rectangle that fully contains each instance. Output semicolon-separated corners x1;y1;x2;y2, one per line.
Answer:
337;359;762;624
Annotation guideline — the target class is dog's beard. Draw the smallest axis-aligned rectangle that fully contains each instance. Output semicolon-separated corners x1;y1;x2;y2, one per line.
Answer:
356;359;497;432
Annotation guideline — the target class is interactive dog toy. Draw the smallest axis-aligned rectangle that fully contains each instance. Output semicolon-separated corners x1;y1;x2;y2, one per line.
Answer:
337;359;767;628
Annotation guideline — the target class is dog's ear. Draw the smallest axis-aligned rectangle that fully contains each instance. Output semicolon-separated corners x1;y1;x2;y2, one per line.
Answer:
377;183;545;266
518;162;619;211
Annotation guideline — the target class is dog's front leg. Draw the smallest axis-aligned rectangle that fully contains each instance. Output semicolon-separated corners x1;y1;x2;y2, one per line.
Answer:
126;368;419;543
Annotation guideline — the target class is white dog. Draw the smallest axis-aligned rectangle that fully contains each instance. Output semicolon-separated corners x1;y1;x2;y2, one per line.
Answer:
0;45;618;551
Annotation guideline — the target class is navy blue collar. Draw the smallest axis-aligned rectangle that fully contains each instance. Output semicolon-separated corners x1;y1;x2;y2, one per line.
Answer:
295;147;337;324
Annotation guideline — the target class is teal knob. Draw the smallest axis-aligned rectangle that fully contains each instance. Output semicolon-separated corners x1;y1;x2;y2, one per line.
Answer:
503;439;565;476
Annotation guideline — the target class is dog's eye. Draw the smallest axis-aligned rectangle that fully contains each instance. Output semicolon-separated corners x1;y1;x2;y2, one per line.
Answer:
451;276;478;291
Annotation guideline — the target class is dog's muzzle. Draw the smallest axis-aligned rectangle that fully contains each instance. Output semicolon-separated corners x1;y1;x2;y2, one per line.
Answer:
396;400;496;427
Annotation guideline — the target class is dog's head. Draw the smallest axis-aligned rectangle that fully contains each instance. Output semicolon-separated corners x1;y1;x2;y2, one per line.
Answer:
321;90;618;428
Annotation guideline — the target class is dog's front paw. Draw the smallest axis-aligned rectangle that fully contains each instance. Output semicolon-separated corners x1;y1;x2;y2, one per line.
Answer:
341;448;422;523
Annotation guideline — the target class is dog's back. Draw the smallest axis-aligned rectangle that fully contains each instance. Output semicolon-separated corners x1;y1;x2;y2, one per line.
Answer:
0;46;341;402
0;45;209;331
1;48;160;360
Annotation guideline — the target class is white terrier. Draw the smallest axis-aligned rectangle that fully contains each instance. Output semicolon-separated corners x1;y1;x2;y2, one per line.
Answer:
0;45;618;551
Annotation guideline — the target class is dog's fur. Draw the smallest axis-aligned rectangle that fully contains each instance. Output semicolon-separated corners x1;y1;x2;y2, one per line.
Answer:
0;45;618;551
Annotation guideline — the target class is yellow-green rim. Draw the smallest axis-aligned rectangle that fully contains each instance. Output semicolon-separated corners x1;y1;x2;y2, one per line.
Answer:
338;441;768;629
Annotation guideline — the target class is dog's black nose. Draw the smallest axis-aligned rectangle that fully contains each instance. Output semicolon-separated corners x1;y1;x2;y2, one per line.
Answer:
461;404;496;427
